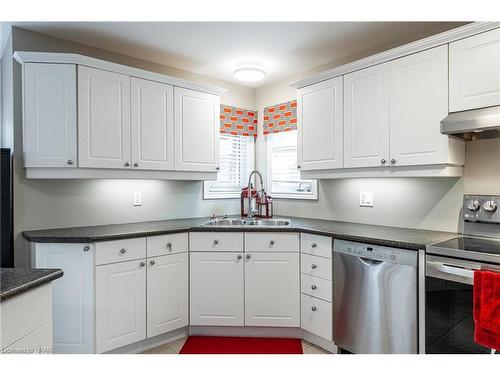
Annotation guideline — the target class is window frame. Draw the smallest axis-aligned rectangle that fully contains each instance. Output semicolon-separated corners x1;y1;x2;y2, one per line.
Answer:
266;131;318;200
203;134;255;200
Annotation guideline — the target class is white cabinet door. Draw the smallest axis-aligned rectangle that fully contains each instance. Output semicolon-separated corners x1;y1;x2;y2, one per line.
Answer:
78;66;131;169
131;78;174;170
190;252;244;326
96;259;146;353
35;243;94;354
389;45;449;166
344;63;390;168
245;252;300;327
23;63;77;168
147;253;188;338
450;28;500;112
174;87;220;172
297;76;343;170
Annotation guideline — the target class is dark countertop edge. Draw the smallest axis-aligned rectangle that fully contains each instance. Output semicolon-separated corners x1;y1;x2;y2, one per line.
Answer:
22;223;458;251
0;269;64;302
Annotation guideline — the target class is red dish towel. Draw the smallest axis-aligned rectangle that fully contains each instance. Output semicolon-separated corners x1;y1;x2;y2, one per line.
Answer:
473;270;500;351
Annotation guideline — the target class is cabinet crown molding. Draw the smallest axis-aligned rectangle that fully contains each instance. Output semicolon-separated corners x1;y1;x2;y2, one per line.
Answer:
13;51;227;96
290;22;500;89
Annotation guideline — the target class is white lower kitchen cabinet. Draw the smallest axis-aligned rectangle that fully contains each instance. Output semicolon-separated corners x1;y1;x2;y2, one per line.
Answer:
301;294;333;341
244;252;300;327
96;259;147;353
189;252;244;326
147;253;188;337
34;243;94;354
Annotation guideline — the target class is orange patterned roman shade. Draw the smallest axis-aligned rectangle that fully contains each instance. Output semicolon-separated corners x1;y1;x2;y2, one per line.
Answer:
220;105;258;137
263;100;297;135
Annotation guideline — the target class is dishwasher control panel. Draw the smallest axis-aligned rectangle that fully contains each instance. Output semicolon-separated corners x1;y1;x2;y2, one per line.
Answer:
334;240;418;267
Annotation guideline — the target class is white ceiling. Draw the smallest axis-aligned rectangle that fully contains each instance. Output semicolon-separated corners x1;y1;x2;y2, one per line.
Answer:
14;22;462;87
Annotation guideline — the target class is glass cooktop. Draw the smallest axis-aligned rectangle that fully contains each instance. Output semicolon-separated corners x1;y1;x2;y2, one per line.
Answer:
428;235;500;263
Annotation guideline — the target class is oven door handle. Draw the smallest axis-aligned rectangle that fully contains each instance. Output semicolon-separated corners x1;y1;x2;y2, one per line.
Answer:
427;261;476;284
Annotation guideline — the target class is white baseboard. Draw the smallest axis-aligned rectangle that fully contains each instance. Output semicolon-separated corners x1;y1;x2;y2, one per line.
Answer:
189;326;302;338
302;331;337;353
105;327;188;354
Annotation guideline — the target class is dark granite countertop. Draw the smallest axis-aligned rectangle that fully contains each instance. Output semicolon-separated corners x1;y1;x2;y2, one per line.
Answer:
0;268;63;302
22;216;459;251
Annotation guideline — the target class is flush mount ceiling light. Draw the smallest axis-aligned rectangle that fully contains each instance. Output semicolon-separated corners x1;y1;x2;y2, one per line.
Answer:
233;65;266;82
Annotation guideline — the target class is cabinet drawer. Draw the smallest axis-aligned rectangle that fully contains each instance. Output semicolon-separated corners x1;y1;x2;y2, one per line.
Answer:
245;232;299;252
301;253;332;280
301;294;332;341
190;232;243;252
301;233;332;258
301;273;332;302
95;237;146;265
147;233;188;257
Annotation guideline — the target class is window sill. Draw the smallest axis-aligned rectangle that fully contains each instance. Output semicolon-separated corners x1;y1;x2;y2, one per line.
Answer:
270;193;318;201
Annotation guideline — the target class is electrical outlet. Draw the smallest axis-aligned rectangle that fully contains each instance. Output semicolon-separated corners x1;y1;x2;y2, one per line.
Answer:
359;191;374;207
133;192;142;206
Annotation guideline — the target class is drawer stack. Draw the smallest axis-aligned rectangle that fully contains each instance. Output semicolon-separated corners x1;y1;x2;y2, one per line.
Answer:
300;233;333;341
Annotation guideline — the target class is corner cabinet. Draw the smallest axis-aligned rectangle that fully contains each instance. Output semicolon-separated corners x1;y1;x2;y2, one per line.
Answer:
297;77;343;171
449;28;500;112
174;88;220;172
16;51;224;180
23;63;77;168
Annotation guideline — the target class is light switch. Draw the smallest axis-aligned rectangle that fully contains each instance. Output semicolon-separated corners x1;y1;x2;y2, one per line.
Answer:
133;192;142;206
359;191;374;207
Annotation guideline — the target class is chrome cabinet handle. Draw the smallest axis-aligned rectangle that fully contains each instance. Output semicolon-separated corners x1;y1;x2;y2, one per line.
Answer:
120;248;126;254
311;243;317;248
213;240;219;246
237;255;242;260
311;264;317;269
297;165;301;169
124;162;130;167
269;240;275;247
311;306;317;311
216;166;220;171
67;159;74;165
381;159;386;165
83;245;90;252
246;254;251;260
311;285;317;290
390;158;396;165
133;162;139;167
166;242;172;252
149;260;155;266
139;261;145;267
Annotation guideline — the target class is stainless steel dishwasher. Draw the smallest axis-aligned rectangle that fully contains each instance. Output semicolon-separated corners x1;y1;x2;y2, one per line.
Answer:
333;240;418;354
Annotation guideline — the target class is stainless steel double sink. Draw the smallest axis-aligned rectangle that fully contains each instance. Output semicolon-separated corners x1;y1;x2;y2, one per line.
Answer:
201;218;291;227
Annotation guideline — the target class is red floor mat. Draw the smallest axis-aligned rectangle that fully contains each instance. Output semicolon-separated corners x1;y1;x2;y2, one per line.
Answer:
179;336;303;354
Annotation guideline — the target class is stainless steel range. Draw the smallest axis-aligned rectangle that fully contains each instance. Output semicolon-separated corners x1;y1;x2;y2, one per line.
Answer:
425;195;500;354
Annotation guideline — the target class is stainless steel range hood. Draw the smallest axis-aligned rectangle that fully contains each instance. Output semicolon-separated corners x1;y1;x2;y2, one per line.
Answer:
441;106;500;140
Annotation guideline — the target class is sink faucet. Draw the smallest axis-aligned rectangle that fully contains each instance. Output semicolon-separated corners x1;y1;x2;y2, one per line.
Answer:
247;170;265;220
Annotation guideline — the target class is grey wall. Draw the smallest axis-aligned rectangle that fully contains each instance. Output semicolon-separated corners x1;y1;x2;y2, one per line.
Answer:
10;27;254;266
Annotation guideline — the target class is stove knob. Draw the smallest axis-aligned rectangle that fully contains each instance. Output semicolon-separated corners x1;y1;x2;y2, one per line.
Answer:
466;200;481;212
483;200;498;213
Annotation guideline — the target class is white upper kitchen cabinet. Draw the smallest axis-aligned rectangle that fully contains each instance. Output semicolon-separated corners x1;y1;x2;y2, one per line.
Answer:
23;63;77;168
131;78;174;171
78;66;131;169
190;252;244;326
244;252;300;327
449;28;500;112
344;63;390;168
297;76;343;170
389;46;457;167
147;253;188;338
96;259;146;353
174;87;220;172
34;243;94;354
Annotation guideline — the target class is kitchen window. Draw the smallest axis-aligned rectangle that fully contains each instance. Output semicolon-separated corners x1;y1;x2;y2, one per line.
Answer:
203;134;254;199
267;131;318;199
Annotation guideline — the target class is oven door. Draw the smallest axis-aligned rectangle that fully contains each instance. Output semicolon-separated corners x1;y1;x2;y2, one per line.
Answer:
425;255;500;354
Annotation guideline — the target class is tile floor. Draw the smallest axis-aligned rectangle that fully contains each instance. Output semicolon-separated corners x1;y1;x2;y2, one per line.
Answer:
142;337;330;354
